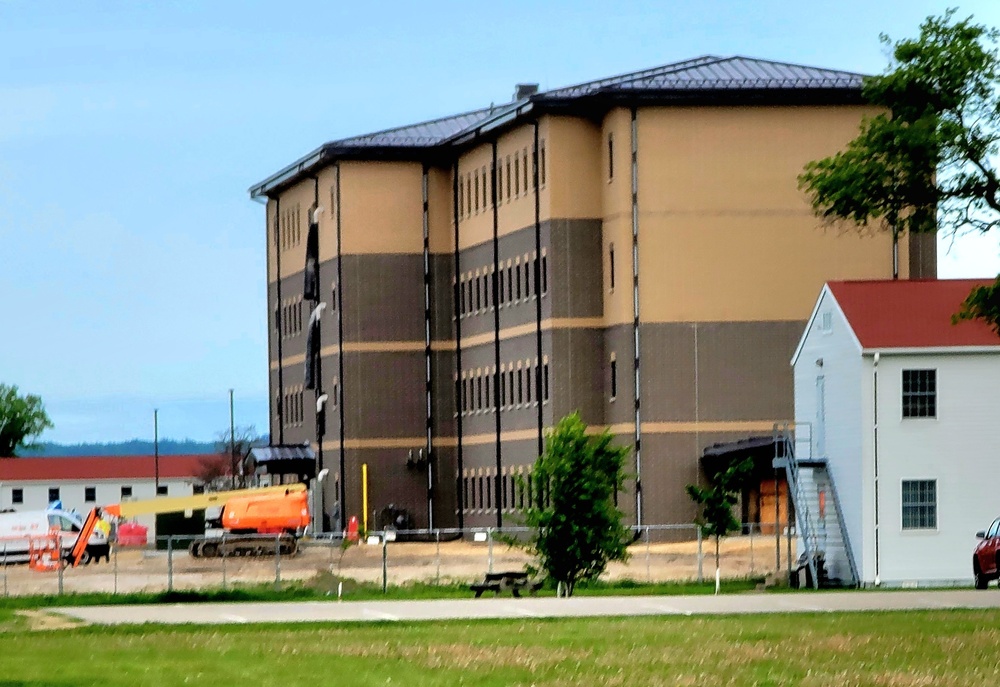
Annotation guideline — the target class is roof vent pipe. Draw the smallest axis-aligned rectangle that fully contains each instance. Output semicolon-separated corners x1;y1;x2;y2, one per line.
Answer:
514;83;539;100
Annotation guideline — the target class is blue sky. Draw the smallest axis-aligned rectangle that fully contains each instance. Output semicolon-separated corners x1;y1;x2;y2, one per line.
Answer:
1;1;998;444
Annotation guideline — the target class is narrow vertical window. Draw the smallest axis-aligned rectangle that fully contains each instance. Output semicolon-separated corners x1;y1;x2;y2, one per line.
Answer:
608;133;614;179
458;177;464;216
482;167;488;208
496;160;503;199
499;268;506;305
508;370;515;406
507;265;514;302
514;156;520;196
609;243;616;291
474;174;479;213
526;363;533;404
517;368;524;405
467;177;472;216
523;149;529;190
541;254;548;294
332;377;339;409
515;263;522;300
543;362;550;401
506;157;512;200
475;275;481;312
485;373;492;410
499;367;506;409
610;355;618;400
485;473;491;510
540;139;546;186
331;284;337;310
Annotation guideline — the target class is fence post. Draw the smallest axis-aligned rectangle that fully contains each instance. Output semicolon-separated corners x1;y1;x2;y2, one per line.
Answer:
113;543;118;595
58;555;64;596
696;527;703;584
487;528;494;574
435;529;441;586
221;535;227;590
749;524;755;573
167;536;174;593
274;535;282;589
2;544;7;597
645;526;651;583
381;536;388;594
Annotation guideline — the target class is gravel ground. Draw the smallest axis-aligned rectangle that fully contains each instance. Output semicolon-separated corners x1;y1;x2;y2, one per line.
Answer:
0;534;794;596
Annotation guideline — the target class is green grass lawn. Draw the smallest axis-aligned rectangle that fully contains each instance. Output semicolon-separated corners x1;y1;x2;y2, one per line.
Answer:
1;610;998;686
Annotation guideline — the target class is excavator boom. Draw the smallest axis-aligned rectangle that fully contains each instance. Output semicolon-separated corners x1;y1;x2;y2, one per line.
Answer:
104;483;306;519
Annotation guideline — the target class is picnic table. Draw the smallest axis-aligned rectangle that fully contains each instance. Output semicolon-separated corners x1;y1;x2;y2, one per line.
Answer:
470;571;544;598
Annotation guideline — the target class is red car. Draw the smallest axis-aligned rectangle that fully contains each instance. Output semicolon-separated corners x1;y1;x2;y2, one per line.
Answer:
974;518;1000;589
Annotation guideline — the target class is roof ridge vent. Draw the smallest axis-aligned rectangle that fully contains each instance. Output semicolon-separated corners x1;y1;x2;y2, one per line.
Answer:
514;83;539;100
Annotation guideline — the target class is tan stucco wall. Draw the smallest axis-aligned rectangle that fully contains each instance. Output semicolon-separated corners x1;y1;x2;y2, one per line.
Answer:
602;105;900;325
337;161;425;256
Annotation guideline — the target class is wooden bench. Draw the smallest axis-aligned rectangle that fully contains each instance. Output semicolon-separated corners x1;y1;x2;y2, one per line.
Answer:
471;571;544;597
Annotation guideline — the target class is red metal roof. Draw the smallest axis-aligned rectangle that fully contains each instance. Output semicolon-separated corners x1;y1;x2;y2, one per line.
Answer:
828;279;1000;349
0;455;210;482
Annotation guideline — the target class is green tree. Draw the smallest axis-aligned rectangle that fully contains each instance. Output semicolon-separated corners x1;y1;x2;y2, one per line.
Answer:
799;10;1000;328
0;384;54;457
519;412;630;596
686;458;753;587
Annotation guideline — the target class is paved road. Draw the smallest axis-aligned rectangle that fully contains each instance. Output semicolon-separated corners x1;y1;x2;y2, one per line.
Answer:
52;589;1000;626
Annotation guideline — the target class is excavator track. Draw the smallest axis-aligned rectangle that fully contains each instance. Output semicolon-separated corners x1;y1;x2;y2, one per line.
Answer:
188;535;298;558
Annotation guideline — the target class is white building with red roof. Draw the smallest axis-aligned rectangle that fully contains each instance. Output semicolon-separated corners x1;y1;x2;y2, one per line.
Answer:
792;279;1000;586
0;455;209;539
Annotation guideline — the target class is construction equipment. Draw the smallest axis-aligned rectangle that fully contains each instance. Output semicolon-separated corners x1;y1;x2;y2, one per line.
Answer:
69;483;310;566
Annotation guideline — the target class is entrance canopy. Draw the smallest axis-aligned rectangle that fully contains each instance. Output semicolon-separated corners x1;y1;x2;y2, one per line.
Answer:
244;445;316;480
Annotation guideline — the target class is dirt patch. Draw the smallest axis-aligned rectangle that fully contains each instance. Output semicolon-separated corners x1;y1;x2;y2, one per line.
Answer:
0;534;795;597
16;609;85;631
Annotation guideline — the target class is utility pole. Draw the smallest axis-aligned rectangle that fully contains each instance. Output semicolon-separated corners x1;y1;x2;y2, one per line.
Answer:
154;408;159;492
229;389;236;490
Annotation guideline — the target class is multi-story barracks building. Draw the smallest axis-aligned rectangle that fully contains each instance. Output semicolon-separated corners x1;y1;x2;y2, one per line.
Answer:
249;56;935;533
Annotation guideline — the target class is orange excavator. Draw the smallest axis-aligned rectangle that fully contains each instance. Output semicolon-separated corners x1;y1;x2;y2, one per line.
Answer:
69;484;310;566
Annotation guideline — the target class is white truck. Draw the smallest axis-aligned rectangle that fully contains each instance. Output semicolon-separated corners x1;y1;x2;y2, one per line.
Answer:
0;508;109;564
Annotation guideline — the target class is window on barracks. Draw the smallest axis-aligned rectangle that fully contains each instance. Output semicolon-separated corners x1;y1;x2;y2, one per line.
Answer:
48;487;60;503
482;167;488;208
121;486;133;499
474;174;480;213
11;488;23;505
514;156;520;196
540;139;546;186
157;485;168;496
543;362;550;402
902;479;937;529
902;369;936;418
541;254;548;294
506;157;512;200
467;177;472;216
608;133;614;179
610;355;618;400
85;487;96;503
609;243;616;291
523;149;529;191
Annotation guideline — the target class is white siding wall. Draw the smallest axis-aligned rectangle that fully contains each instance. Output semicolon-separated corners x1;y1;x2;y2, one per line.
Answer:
0;479;197;540
794;290;866;577
873;352;1000;585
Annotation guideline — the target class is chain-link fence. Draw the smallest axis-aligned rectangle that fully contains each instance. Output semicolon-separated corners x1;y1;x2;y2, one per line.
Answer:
0;522;801;597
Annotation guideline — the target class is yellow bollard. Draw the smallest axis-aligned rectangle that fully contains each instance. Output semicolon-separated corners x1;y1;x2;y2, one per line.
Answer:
362;463;369;537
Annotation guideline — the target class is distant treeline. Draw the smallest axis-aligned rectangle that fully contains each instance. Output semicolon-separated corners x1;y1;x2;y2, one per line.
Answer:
21;438;253;457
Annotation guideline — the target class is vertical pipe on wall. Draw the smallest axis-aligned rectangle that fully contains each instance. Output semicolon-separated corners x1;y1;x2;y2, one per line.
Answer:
311;177;325;528
532;121;544;459
630;107;643;527
872;351;881;585
274;196;285;444
335;163;347;533
491;140;503;530
422;165;435;529
452;161;466;529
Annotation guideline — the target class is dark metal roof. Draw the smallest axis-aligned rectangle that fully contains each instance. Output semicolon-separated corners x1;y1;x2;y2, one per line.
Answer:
246;445;315;462
334;106;499;148
250;56;869;198
608;56;865;91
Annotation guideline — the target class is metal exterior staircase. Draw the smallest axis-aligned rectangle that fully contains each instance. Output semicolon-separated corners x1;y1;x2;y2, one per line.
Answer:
773;424;858;589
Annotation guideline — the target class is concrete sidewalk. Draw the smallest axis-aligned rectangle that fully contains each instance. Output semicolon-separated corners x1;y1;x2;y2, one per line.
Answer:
52;589;1000;626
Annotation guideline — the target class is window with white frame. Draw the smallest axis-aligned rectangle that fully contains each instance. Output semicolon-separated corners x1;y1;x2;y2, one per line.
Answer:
902;369;936;418
901;479;936;529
